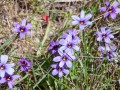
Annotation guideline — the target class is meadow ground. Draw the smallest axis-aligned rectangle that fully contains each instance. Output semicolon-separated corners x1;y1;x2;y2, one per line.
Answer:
0;0;120;90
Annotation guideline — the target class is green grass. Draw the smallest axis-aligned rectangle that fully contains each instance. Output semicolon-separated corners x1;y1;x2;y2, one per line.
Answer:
0;0;120;90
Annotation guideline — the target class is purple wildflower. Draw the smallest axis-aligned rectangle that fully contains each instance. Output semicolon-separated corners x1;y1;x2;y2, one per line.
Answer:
48;41;59;54
18;57;32;72
0;55;15;77
53;50;76;68
62;30;80;44
59;35;79;54
0;73;20;89
13;19;32;38
98;45;118;61
96;27;114;43
72;10;92;30
51;64;69;78
100;1;120;19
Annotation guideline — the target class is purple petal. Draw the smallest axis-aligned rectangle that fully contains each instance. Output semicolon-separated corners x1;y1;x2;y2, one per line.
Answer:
97;36;102;41
101;27;106;33
98;46;105;52
22;19;26;26
116;8;120;13
58;71;63;78
13;75;20;79
55;41;59;45
13;28;19;32
85;14;92;20
80;10;85;18
72;21;79;25
71;15;80;21
73;46;79;51
51;64;57;68
26;24;32;29
58;48;64;56
111;46;117;51
6;68;14;75
1;55;8;64
65;48;74;55
62;33;68;38
26;31;31;35
8;81;14;89
69;30;77;35
50;41;55;46
106;29;112;34
58;46;66;53
59;61;65;67
6;63;15;68
104;12;109;18
106;1;110;6
110;13;116;19
0;70;5;77
59;39;66;45
52;50;57;54
66;60;72;68
66;35;72;42
85;21;92;25
52;69;58;76
79;24;85;30
53;56;61;62
100;7;106;11
113;52;118;57
67;52;76;60
109;34;114;38
0;78;6;83
104;37;111;43
112;1;119;8
63;69;69;75
20;66;28;71
13;22;19;27
20;33;25;38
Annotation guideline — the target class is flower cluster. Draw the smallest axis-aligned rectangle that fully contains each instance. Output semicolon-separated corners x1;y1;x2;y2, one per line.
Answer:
18;57;32;72
100;1;120;19
94;1;120;61
0;55;20;89
48;30;80;78
13;19;32;39
72;10;92;30
96;27;118;61
0;55;32;89
98;45;118;61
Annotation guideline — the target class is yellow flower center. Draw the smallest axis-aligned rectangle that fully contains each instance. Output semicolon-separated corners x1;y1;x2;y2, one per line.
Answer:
22;61;27;65
20;29;24;32
62;57;67;61
102;34;106;38
80;21;84;24
58;68;62;71
109;8;113;13
7;77;11;81
0;65;5;70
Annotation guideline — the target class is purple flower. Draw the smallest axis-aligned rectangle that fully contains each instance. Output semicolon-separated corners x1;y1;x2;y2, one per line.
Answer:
98;45;118;61
53;50;76;68
0;73;20;89
48;41;59;54
96;27;114;43
100;1;120;19
51;64;69;78
13;19;32;38
0;55;15;77
59;35;79;54
72;10;92;30
18;57;32;72
62;30;80;44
